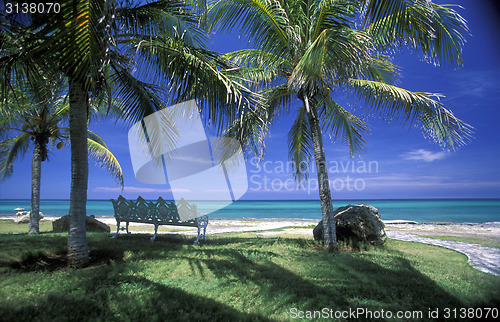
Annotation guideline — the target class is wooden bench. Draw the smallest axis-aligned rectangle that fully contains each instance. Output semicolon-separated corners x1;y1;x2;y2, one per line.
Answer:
109;196;208;244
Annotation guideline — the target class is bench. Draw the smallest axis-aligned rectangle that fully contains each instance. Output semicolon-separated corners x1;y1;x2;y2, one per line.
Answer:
109;196;208;244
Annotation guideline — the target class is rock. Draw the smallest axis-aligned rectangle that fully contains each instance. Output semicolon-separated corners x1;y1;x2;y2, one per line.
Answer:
313;221;323;241
52;215;110;233
335;204;386;245
16;210;44;217
14;215;30;224
13;211;44;224
313;204;386;246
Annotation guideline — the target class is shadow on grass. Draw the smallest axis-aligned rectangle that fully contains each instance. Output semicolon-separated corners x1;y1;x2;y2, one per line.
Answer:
0;267;272;321
176;248;468;315
130;235;481;312
1;233;498;320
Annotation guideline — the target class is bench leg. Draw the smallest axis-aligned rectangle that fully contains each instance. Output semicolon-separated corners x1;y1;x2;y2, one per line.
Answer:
151;224;159;242
194;215;208;244
194;226;201;244
111;221;121;238
126;222;131;235
202;215;208;242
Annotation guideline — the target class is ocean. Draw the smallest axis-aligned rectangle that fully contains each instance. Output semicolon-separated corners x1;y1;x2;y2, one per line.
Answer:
1;199;499;223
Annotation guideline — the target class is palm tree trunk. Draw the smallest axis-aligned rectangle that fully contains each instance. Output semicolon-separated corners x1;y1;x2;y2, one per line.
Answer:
304;95;338;252
29;140;42;235
68;76;89;267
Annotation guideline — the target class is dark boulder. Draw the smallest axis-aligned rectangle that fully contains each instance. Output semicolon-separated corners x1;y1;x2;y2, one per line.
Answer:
313;204;386;245
313;221;324;241
52;215;110;233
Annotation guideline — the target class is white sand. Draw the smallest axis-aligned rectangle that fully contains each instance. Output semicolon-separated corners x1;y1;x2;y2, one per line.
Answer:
2;215;499;239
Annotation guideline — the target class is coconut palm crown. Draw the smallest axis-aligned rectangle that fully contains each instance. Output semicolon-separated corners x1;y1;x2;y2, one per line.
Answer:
208;0;473;251
1;0;255;266
0;85;124;235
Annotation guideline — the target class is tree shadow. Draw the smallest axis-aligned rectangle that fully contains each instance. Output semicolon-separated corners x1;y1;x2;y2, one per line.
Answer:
149;239;478;319
1;234;498;320
0;233;206;272
207;249;466;311
0;265;272;321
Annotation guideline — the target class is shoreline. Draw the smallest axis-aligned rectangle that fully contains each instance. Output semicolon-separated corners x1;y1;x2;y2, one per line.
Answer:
1;213;499;225
1;215;499;239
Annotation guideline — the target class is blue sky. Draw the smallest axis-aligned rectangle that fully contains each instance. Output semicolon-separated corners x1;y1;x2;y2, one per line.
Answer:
1;0;499;200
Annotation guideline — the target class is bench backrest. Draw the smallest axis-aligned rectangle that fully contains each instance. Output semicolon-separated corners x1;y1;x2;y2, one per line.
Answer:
110;195;132;221
110;195;199;223
155;197;181;222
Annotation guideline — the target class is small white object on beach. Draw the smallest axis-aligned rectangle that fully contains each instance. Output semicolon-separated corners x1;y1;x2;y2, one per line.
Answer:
14;207;24;211
13;211;44;223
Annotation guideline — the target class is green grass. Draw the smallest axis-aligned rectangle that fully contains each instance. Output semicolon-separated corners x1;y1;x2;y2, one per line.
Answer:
0;219;194;234
0;220;53;234
0;231;499;321
417;234;500;248
259;226;312;233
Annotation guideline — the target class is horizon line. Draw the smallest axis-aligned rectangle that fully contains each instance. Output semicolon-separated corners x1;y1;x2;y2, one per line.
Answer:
1;197;500;201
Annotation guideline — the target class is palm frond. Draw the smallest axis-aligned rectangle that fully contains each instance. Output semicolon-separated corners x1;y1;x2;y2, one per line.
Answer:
208;0;290;57
312;0;358;40
129;35;258;131
87;130;108;148
290;27;373;91
109;60;181;164
364;55;400;84
362;0;415;28
224;100;273;158
364;0;468;66
428;4;468;66
109;61;167;124
237;67;276;86
288;107;312;181
53;102;70;119
87;138;124;188
346;79;473;148
116;0;208;48
0;133;30;180
224;49;292;82
318;96;368;156
261;83;294;116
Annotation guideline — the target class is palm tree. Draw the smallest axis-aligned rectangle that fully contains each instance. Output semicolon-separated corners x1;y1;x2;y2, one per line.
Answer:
208;0;473;251
0;88;124;235
1;1;254;266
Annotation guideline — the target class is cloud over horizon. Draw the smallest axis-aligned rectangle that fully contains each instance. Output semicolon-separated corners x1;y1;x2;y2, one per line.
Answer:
94;186;190;194
401;149;449;162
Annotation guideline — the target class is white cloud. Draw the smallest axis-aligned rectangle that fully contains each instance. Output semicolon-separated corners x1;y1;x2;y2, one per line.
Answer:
401;149;449;162
94;186;190;194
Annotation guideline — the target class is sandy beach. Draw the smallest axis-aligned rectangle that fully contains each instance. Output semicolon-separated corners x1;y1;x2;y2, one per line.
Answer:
1;215;499;241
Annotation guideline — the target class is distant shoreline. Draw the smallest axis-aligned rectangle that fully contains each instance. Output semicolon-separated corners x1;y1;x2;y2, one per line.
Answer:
1;215;499;240
1;214;500;226
2;198;500;201
2;199;499;223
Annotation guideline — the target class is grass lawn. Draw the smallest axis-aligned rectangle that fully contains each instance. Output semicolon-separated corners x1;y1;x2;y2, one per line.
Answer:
0;220;53;234
0;219;193;234
0;225;499;321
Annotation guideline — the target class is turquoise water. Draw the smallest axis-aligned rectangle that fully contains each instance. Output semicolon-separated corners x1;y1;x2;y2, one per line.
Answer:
1;199;499;223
